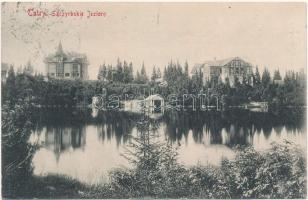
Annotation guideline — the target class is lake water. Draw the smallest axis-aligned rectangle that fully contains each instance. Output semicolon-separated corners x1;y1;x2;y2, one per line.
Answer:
29;109;306;184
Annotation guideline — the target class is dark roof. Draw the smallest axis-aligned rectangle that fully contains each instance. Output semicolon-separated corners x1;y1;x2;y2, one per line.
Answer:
55;41;66;57
45;51;88;64
203;57;237;67
191;57;252;73
45;42;88;64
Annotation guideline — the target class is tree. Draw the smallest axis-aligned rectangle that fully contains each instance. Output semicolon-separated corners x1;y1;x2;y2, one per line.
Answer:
107;65;113;82
2;103;36;197
135;70;142;84
115;58;123;82
273;69;282;80
151;66;157;82
261;68;271;86
254;66;261;85
191;68;203;93
98;64;107;81
112;114;182;197
128;62;134;82
184;61;189;79
157;68;162;79
23;61;34;75
17;65;23;74
163;66;167;81
140;62;148;84
6;66;16;106
123;61;130;83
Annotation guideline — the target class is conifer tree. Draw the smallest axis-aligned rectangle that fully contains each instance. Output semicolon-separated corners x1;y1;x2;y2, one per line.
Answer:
273;69;282;80
151;66;157;82
140;62;148;83
156;68;161;79
6;66;16;106
254;66;261;85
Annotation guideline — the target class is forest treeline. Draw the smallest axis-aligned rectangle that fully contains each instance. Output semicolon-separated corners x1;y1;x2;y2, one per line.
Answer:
2;59;306;108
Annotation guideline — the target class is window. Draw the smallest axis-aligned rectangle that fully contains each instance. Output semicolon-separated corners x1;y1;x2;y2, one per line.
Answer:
50;73;55;76
73;64;79;77
56;63;64;77
65;73;70;77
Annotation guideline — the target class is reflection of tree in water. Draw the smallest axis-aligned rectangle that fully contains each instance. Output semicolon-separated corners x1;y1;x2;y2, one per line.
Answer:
32;108;306;149
94;111;140;147
43;125;86;162
163;109;305;147
163;111;225;144
163;111;190;143
34;109;140;148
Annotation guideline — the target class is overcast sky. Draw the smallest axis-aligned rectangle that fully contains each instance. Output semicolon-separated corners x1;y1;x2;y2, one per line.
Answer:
1;2;306;79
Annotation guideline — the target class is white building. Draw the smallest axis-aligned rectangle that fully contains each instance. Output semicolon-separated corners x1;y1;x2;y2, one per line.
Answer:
192;57;254;87
45;42;89;80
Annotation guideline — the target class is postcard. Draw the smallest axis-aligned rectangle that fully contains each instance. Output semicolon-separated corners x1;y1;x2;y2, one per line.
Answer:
1;2;306;199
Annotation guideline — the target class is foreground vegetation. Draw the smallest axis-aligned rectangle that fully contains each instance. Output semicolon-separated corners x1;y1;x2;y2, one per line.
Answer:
2;102;306;198
82;142;305;199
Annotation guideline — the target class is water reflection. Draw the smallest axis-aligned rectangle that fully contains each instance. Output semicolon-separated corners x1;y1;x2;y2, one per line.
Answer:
43;127;86;161
29;108;306;184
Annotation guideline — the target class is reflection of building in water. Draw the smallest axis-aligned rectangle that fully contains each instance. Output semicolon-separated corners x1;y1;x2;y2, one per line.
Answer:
43;126;86;161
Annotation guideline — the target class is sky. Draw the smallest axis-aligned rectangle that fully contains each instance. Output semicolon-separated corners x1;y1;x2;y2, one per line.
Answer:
1;2;307;79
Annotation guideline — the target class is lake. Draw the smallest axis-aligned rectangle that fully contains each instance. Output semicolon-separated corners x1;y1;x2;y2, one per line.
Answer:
29;108;306;184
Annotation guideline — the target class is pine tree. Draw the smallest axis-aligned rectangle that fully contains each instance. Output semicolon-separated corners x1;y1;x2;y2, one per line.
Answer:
184;61;189;79
261;68;271;86
273;69;282;80
98;64;107;81
6;66;16;106
107;65;113;82
115;58;123;82
128;62;134;82
156;68;162;79
163;66;167;81
140;62;148;84
17;65;23;74
254;66;261;85
151;66;157;82
123;61;130;83
119;114;180;197
23;61;33;75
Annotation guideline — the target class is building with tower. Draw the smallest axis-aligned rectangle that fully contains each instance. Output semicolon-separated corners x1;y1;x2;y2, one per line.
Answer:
45;42;89;80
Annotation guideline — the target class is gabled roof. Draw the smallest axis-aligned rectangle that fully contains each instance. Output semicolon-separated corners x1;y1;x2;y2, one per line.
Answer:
45;51;88;64
191;57;252;74
55;41;66;57
145;94;164;101
203;57;237;67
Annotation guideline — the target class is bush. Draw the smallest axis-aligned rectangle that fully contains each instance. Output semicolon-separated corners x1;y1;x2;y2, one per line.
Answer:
221;141;306;198
107;141;306;199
